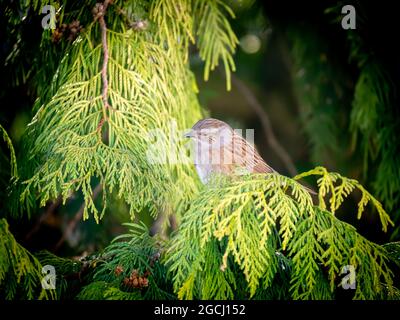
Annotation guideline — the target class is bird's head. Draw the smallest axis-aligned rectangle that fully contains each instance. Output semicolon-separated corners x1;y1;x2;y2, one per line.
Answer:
184;118;233;147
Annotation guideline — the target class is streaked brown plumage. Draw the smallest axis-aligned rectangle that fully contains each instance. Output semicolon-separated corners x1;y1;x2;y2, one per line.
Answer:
185;118;275;183
185;118;316;194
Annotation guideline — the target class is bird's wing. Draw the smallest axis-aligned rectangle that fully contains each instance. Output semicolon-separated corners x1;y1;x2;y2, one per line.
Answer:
231;133;275;174
252;155;275;173
230;133;316;194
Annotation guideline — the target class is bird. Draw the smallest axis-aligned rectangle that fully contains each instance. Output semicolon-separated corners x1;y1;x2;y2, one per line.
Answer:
184;118;316;194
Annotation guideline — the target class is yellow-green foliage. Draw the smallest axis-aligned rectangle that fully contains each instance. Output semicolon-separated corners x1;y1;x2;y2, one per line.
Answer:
289;208;394;299
166;169;396;300
13;0;238;222
350;63;400;213
0;219;55;300
77;222;175;300
0;124;18;178
294;166;394;230
290;4;400;236
5;0;398;302
194;0;238;90
76;281;142;300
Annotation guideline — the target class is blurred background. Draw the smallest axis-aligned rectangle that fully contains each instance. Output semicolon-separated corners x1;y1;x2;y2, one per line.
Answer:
1;0;399;258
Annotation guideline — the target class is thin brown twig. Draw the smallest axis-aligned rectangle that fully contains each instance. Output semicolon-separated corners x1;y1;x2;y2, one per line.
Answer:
49;2;112;251
92;0;112;136
230;74;298;176
92;0;112;143
98;1;111;111
54;184;103;251
25;196;62;240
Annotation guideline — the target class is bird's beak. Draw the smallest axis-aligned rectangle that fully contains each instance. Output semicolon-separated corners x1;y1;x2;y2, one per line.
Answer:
183;130;194;138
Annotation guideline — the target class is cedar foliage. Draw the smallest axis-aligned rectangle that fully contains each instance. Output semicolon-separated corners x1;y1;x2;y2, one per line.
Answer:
166;170;396;299
0;0;399;301
0;219;55;300
287;0;400;237
77;222;174;300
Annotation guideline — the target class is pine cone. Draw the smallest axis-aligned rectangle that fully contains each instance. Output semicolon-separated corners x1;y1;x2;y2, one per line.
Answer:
141;277;149;287
114;265;124;276
123;277;131;286
67;20;83;42
51;29;63;43
131;269;139;278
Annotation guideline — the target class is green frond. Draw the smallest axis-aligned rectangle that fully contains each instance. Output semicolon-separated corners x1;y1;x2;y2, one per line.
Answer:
0;219;56;300
18;17;202;221
253;252;292;300
150;0;194;59
382;242;400;266
294;166;394;231
289;9;400;221
200;240;237;299
289;207;396;300
350;63;400;215
76;281;141;300
167;168;396;300
12;0;239;223
193;0;238;90
35;250;83;299
167;173;310;299
103;286;143;300
325;2;400;227
288;26;350;166
0;124;18;178
87;222;175;300
288;211;330;299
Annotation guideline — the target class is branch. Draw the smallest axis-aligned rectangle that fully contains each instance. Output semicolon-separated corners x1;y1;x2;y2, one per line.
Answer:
54;0;110;246
54;184;103;251
93;0;112;141
230;74;298;176
98;1;111;110
25;196;62;241
150;212;178;239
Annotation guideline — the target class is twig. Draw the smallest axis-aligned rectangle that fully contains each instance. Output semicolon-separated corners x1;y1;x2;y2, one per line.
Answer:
150;212;178;239
98;1;111;110
25;196;62;240
54;184;103;251
230;74;298;176
93;0;112;138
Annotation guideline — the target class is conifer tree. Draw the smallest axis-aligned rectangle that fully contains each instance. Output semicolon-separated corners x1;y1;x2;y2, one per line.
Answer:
0;0;399;301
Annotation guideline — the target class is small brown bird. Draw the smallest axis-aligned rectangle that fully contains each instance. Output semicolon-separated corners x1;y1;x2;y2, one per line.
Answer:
184;118;274;183
185;118;316;194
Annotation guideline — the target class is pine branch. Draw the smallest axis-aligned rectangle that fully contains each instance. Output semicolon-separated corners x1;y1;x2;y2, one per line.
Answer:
93;0;113;145
79;222;174;300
